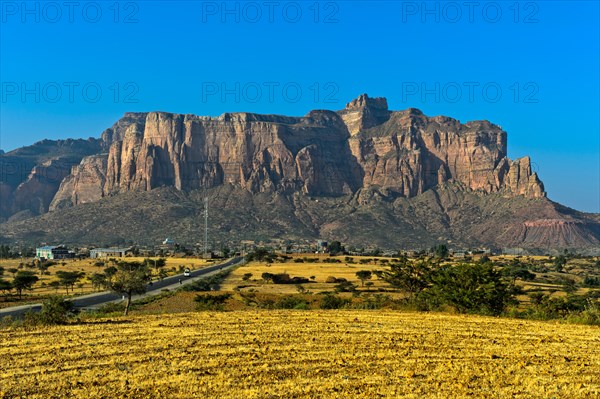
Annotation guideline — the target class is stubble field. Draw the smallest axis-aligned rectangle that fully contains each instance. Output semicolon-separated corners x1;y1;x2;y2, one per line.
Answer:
1;310;599;398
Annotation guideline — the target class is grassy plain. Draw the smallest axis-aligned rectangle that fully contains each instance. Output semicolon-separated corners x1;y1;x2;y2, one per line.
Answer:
222;256;386;294
1;311;599;398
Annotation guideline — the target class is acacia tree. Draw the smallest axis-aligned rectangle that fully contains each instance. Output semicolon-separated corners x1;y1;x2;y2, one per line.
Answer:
422;263;514;315
261;272;274;284
0;279;12;298
12;271;39;299
55;271;85;294
380;259;433;298
355;270;372;287
103;261;149;316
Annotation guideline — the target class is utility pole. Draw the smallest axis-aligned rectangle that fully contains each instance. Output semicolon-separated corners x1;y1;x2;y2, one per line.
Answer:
204;197;208;256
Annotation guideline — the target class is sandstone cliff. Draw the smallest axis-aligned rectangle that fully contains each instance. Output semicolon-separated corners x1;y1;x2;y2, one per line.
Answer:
50;94;544;210
0;138;102;220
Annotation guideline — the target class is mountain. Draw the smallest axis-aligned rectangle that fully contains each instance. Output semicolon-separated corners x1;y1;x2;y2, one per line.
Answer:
1;95;598;253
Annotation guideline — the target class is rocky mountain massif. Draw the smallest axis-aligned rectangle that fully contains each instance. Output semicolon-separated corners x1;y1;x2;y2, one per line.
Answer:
1;95;598;253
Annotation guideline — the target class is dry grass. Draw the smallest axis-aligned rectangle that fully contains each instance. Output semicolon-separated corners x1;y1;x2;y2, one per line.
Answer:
1;310;599;398
222;258;387;294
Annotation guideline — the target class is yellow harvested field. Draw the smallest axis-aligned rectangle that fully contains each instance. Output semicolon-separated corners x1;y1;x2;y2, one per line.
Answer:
222;260;386;294
1;311;599;398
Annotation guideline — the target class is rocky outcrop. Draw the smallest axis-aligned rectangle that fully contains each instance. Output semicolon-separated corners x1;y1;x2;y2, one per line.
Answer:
50;155;108;210
69;110;362;205
2;94;598;251
100;112;148;147
49;95;546;210
337;94;391;135
9;158;81;216
346;106;545;198
0;139;102;220
502;156;545;198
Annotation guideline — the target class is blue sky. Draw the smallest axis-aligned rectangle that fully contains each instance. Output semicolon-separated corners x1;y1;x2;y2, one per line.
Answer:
1;1;598;212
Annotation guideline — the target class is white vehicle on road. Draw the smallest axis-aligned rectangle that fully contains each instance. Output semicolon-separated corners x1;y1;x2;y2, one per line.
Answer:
183;269;191;277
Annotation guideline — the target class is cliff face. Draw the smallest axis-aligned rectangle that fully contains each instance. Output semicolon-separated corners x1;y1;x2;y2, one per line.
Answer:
51;94;544;208
55;110;362;206
347;106;545;198
0;138;102;220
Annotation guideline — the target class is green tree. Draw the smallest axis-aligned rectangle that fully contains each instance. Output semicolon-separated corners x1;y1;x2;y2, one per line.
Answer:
554;255;567;273
327;241;344;255
37;296;78;325
381;259;433;298
158;268;168;281
90;273;106;291
501;266;535;284
55;271;85;294
12;271;39;299
421;263;514;315
355;270;372;287
48;280;61;293
0;279;12;297
432;244;449;259
261;272;274;283
245;248;275;263
242;273;253;281
103;266;118;278
102;261;150;316
0;245;10;258
478;255;491;264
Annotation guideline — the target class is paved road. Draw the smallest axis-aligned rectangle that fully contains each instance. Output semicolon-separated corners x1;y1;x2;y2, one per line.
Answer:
0;256;244;319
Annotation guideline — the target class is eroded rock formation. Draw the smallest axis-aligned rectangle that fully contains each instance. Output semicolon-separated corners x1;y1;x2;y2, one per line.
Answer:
50;94;545;209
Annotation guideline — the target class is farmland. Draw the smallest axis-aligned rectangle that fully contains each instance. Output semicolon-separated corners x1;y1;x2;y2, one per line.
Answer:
1;310;599;398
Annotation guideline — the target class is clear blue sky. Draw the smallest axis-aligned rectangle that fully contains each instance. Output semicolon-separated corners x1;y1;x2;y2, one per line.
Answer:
1;1;598;212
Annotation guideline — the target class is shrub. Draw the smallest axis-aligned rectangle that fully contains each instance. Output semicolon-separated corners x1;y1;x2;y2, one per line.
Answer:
271;273;309;284
194;293;232;311
325;276;338;283
334;281;357;293
353;294;391;310
320;294;349;309
419;263;514;315
274;295;309;310
36;296;78;325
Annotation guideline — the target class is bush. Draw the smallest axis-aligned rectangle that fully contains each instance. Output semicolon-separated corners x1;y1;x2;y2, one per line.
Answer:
334;281;357;293
34;296;78;325
353;294;391;310
583;276;600;288
194;293;232;311
320;294;349;309
419;263;514;315
274;295;309;310
271;273;309;284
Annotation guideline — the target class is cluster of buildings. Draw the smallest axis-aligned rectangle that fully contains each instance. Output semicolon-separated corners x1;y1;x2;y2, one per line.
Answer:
35;245;75;260
36;245;133;260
